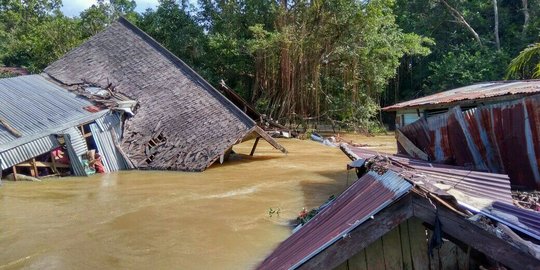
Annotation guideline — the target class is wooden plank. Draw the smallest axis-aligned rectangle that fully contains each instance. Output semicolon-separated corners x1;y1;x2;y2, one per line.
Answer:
399;222;414;270
439;240;458;270
366;239;385;270
0;116;22;137
407;218;429;270
426;229;440;270
250;137;260;156
456;246;470;270
348;249;367;270
252;126;287;153
382;226;402;270
334;261;349;270
395;129;428;160
16;161;69;168
299;195;413;270
412;195;540;270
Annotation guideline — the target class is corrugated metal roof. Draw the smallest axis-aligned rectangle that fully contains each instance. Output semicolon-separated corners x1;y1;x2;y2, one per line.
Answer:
342;146;513;204
0;75;106;151
63;133;88;177
397;94;540;189
257;170;412;270
383;80;540;111
62;127;88;157
343;145;540;242
0;135;59;170
90;113;129;172
491;201;540;238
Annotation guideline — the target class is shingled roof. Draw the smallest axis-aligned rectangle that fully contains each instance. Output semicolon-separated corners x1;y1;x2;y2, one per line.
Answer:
44;18;277;171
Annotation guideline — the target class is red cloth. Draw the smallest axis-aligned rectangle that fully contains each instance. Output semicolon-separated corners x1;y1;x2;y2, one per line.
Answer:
51;147;70;164
94;159;105;173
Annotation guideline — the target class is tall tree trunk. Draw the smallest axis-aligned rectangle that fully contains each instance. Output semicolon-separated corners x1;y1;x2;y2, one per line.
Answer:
439;0;483;46
493;0;501;51
522;0;530;35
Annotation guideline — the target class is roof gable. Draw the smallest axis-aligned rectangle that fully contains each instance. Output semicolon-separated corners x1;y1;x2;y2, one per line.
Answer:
44;18;255;171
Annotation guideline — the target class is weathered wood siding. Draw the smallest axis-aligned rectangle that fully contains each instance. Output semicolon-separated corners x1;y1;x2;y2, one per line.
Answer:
334;218;470;270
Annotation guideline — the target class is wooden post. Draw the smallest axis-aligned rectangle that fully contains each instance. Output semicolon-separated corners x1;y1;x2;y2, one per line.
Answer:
12;166;17;181
51;153;58;174
31;158;38;178
250;137;261;156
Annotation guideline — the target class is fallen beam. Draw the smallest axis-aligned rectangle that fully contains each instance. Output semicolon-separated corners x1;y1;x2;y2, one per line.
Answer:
252;126;287;154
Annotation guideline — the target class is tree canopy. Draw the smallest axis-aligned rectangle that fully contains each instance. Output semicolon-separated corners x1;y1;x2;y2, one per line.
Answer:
1;0;539;131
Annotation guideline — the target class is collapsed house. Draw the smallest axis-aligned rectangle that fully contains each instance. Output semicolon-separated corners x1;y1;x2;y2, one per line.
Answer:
383;80;540;189
258;145;540;270
43;17;286;172
0;75;130;179
1;18;286;178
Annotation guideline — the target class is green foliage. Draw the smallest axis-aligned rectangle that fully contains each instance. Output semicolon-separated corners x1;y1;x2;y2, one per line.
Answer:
428;46;510;92
137;0;205;69
79;0;138;37
507;43;540;79
7;0;538;131
389;0;540;106
0;0;82;72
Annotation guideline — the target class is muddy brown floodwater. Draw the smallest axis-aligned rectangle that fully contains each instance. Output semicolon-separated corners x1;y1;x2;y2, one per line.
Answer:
0;136;395;270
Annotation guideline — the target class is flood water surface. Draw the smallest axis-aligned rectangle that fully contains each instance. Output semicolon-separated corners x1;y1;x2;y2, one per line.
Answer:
0;137;393;269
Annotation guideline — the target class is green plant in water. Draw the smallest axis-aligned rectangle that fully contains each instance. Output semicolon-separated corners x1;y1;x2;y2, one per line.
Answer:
268;207;280;218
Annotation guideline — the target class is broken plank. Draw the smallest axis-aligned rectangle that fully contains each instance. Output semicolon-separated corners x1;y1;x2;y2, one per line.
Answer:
395;129;428;160
252;126;287;154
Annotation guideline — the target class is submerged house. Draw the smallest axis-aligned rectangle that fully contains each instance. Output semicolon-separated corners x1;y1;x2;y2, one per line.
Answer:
0;75;129;178
258;145;540;270
383;81;540;189
1;18;286;178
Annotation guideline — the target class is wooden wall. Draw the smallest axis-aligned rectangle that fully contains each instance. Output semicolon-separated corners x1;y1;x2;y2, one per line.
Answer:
334;217;471;270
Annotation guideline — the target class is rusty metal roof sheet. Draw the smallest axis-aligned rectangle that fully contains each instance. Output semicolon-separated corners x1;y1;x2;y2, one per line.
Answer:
343;145;540;241
397;94;540;189
383;80;540;111
491;201;540;238
257;170;412;270
342;145;513;204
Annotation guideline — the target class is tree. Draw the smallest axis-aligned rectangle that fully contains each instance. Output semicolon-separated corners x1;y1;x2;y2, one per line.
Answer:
137;0;205;69
79;0;138;37
0;0;83;72
507;43;540;79
246;0;431;128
